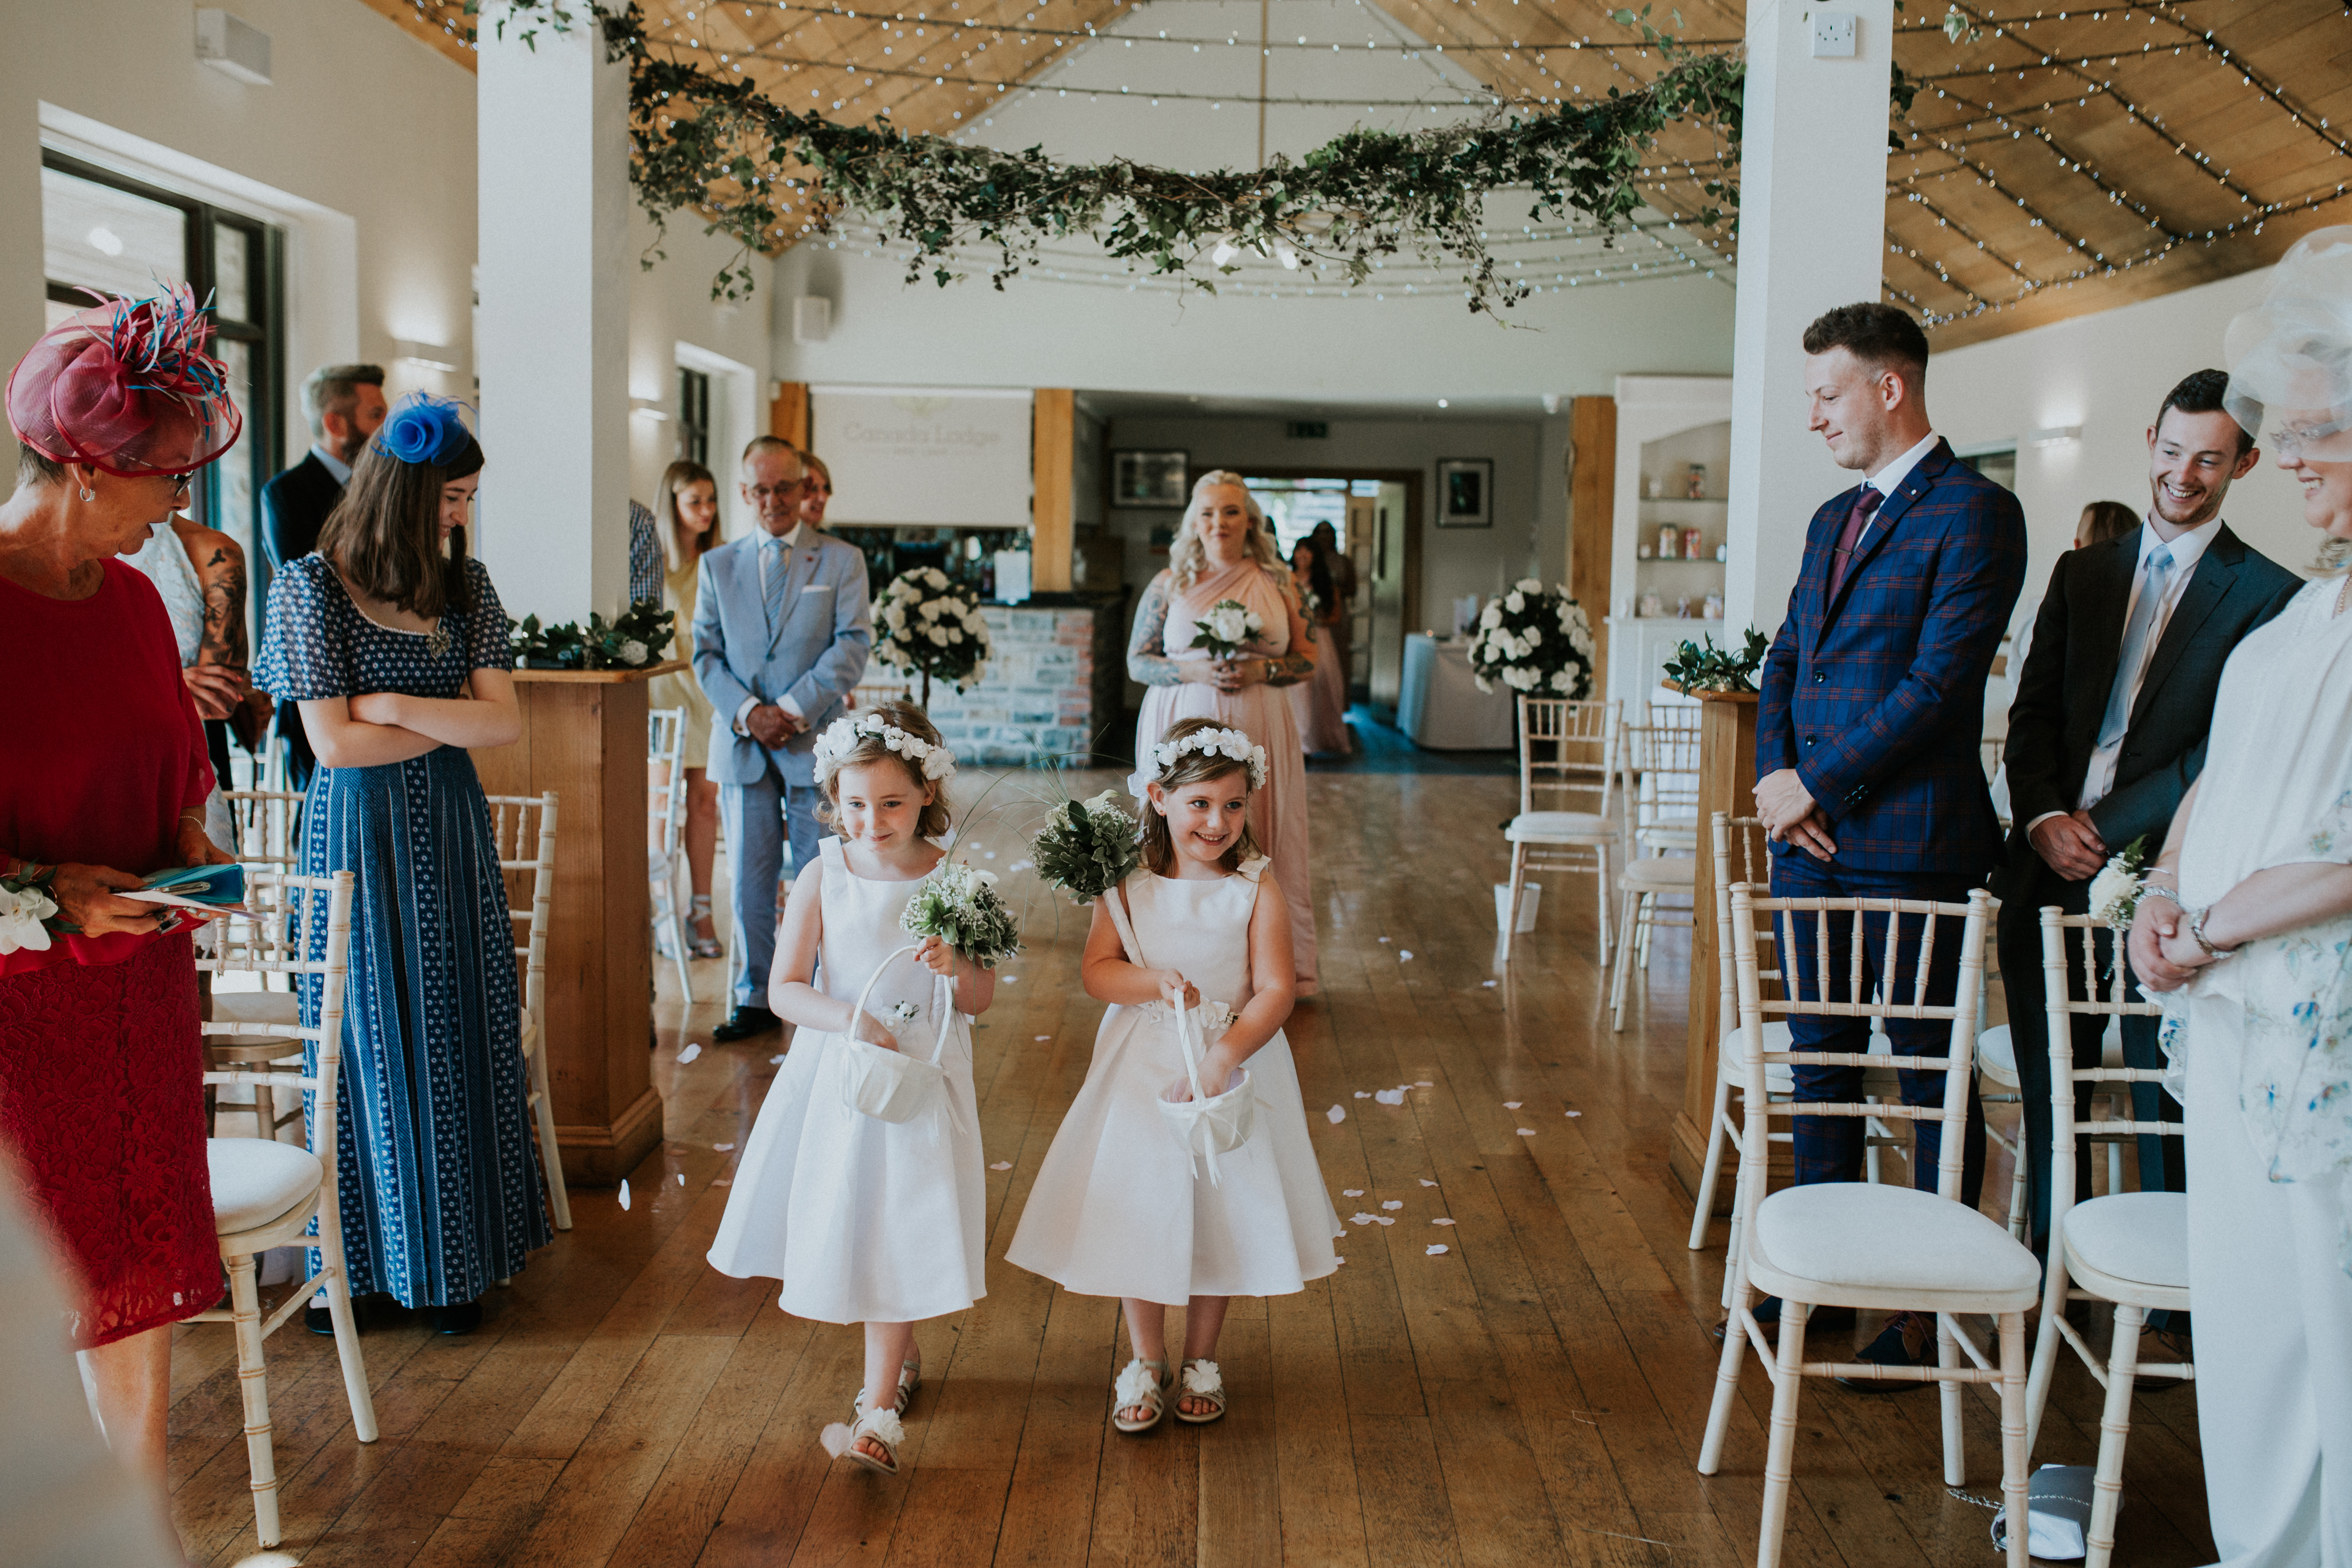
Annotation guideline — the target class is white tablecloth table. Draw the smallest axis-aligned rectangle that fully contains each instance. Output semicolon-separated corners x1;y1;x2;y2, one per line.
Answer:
1397;633;1517;750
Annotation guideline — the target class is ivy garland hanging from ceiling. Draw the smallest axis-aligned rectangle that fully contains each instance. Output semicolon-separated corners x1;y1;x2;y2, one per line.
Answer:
480;0;1750;314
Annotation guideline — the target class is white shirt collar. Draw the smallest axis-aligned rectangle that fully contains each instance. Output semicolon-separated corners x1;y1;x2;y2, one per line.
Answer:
2138;513;2219;580
759;522;808;551
1865;431;1941;499
312;442;352;486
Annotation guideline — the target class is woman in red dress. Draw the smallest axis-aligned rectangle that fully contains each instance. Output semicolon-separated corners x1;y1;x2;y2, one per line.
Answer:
0;292;241;1526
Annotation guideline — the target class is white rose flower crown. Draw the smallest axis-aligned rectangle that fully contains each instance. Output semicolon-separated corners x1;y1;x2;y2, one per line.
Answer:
1148;726;1269;790
814;712;960;784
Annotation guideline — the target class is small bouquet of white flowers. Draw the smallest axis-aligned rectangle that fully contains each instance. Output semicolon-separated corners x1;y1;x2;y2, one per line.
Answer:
901;860;1022;968
1192;598;1265;662
874;566;993;704
0;867;60;955
2089;835;2152;928
1469;579;1598;699
1030;790;1141;905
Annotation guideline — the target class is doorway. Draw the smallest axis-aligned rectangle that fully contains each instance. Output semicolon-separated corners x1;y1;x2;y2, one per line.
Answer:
1244;468;1421;709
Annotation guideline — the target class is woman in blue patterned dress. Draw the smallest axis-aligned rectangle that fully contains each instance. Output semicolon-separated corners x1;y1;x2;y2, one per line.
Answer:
254;394;549;1334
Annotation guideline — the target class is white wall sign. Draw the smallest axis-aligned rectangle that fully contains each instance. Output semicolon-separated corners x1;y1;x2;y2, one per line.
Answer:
810;386;1032;528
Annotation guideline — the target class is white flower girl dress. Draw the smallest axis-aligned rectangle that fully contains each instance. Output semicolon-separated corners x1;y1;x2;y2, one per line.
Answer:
1008;856;1340;1304
707;837;987;1323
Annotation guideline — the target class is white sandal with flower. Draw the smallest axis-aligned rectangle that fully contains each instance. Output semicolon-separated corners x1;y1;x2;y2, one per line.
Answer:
1174;1358;1227;1424
1111;1358;1171;1434
850;1353;923;1419
838;1405;906;1475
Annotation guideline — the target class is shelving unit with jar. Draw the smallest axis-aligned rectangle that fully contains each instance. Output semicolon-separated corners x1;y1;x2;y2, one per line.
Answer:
1602;377;1735;714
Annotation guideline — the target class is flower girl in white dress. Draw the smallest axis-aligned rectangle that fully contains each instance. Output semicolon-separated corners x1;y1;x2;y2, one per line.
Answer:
706;703;995;1476
1008;718;1341;1431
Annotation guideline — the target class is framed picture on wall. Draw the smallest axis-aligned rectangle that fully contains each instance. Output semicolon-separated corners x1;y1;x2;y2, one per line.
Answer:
1112;449;1190;507
1436;458;1493;528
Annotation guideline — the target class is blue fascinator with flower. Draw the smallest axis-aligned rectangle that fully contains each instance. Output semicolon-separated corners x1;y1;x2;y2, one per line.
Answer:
374;392;476;468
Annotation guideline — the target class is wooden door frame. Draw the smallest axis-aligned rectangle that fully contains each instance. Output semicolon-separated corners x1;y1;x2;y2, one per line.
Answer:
1238;466;1424;637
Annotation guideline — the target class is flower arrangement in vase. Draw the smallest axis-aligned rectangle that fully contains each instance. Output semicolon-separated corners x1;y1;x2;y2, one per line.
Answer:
874;566;992;705
1468;579;1597;698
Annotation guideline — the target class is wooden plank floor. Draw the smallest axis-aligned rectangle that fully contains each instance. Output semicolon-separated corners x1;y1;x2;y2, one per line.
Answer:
169;765;2215;1567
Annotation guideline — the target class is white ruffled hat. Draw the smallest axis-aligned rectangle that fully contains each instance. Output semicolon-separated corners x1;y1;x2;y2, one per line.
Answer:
2223;225;2352;460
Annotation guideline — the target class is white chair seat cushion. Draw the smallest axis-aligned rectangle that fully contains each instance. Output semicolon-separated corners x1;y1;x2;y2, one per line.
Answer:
211;992;300;1027
1753;1182;2040;1296
208;1138;322;1236
1719;1024;1797;1092
1620;857;1695;889
2061;1191;2189;1292
1977;1024;2020;1089
1719;1025;1899;1095
1506;812;1617;843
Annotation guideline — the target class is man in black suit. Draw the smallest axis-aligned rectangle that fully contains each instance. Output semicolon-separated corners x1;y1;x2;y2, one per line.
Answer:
259;362;386;786
1999;369;2299;1333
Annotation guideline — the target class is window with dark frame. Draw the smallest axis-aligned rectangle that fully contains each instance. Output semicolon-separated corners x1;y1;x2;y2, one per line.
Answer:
38;150;283;642
678;365;712;467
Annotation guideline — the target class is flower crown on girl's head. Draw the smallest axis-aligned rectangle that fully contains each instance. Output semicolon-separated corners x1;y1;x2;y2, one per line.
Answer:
1150;726;1268;789
813;711;958;783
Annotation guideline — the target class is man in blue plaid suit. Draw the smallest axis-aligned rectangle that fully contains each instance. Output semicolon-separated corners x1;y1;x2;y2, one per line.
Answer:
1747;303;2028;1375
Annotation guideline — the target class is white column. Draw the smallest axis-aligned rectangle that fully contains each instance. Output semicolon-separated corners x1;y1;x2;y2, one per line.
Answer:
475;6;633;621
1722;0;1894;637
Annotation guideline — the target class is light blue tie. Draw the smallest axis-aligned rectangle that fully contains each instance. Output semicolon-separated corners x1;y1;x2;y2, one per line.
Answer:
763;534;788;637
2097;545;2173;750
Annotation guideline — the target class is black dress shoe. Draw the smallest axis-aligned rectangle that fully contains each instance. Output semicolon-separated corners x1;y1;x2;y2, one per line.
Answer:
1837;1310;1936;1391
713;1005;782;1043
1709;1296;1856;1344
433;1301;483;1335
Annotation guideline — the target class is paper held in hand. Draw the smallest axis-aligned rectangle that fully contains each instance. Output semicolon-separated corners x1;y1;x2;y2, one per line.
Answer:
119;862;255;919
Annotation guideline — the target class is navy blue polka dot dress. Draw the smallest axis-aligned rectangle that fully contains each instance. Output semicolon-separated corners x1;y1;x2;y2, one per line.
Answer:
256;554;552;1307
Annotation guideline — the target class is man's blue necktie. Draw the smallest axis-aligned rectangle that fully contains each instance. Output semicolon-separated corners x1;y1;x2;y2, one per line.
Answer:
763;534;788;637
2097;544;2174;750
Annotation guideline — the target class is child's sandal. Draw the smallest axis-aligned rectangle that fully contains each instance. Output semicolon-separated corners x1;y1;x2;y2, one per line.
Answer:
1111;1358;1171;1434
1174;1358;1227;1424
839;1405;905;1475
850;1353;923;1419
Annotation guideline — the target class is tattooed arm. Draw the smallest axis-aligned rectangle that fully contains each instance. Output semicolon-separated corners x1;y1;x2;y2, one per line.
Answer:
176;520;270;738
1127;572;1195;688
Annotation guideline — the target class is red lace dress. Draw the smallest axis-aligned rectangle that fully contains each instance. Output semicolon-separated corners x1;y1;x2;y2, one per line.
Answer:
0;562;218;1346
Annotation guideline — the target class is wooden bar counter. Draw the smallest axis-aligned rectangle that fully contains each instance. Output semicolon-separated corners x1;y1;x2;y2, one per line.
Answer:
1667;685;1760;1211
472;661;677;1187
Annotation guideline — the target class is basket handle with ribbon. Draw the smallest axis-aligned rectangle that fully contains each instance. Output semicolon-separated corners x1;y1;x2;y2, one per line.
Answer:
833;942;964;1130
1104;878;1255;1183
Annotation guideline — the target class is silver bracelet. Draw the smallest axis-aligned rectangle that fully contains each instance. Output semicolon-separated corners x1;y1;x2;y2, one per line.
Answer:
2187;904;2239;960
2138;885;2182;910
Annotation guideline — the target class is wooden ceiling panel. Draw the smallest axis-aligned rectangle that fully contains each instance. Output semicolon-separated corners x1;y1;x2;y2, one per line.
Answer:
353;0;2350;347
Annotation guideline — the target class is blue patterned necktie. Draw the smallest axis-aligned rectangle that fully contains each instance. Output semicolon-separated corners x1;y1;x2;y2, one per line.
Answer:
763;533;788;636
2097;544;2174;750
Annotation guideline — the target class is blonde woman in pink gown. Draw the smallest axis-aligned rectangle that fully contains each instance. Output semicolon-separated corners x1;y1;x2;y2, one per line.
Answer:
1129;471;1320;992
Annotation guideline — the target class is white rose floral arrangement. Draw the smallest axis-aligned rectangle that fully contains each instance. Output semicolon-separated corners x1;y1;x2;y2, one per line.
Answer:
1468;579;1598;699
1191;597;1266;662
874;566;993;704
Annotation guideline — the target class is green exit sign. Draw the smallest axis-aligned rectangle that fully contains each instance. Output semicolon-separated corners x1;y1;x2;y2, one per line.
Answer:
1284;421;1329;439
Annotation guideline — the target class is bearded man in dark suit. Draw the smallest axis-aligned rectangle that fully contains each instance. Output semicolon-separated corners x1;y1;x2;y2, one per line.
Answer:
258;362;386;787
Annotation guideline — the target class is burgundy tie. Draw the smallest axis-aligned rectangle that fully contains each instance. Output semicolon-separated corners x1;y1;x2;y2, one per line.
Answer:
1827;488;1884;600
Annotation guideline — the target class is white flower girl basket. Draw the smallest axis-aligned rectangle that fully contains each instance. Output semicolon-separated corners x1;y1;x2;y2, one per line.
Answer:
1103;886;1255;1183
833;943;957;1126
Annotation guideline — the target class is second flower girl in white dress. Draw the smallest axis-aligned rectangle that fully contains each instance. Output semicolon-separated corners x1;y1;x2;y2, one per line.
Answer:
1008;718;1341;1431
706;703;994;1476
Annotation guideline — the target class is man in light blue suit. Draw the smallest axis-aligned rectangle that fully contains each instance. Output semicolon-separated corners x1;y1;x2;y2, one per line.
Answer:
693;436;872;1040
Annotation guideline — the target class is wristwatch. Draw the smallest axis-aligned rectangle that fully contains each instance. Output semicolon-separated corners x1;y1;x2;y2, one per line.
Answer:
2187;904;2238;960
